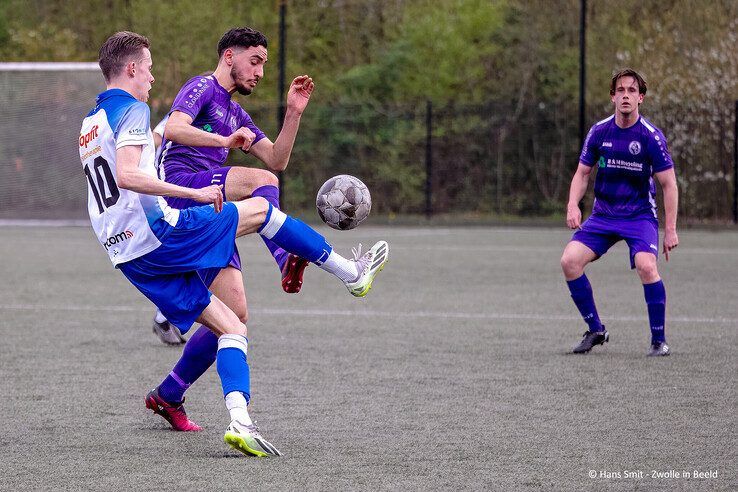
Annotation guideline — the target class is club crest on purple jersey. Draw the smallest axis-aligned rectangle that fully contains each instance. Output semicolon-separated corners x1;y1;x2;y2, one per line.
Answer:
629;141;641;155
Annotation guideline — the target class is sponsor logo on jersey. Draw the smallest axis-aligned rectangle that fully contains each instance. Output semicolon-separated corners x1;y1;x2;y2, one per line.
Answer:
103;229;134;250
606;158;643;172
629;141;641;155
598;156;606;168
128;128;146;136
79;125;99;148
602;141;613;147
650;243;658;251
185;84;207;109
81;145;102;161
203;123;213;132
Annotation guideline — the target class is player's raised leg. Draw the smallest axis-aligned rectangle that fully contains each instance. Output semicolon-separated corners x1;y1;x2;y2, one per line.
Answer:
197;296;282;457
226;166;309;293
561;240;609;353
234;198;388;297
634;252;670;356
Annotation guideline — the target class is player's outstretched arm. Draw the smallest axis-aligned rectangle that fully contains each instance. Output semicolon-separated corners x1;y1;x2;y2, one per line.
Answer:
116;145;224;211
566;163;592;229
249;75;315;172
655;167;679;261
165;110;255;150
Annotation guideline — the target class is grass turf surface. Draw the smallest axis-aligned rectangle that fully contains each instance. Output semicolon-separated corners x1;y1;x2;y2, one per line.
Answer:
0;225;735;491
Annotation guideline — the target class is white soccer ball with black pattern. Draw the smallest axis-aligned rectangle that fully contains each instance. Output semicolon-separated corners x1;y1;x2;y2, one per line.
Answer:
316;175;371;230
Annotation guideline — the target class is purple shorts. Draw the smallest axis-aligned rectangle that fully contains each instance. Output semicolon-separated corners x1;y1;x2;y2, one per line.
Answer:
571;214;659;269
164;166;240;284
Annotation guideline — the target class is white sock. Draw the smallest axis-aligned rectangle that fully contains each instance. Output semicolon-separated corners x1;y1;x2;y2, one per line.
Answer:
225;391;252;425
319;250;359;282
154;310;167;324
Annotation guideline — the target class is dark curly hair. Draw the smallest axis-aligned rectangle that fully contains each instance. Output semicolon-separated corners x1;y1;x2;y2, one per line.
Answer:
217;27;268;58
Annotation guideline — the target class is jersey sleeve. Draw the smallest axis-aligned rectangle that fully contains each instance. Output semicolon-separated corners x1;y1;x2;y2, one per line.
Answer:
115;102;151;149
578;124;599;166
649;129;674;173
239;108;266;146
153;115;169;137
171;77;214;120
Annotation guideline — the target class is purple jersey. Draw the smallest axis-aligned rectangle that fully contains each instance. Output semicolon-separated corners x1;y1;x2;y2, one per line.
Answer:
158;75;266;177
580;115;673;220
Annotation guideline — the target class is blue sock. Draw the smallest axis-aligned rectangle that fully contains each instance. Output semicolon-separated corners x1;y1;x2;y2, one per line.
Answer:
567;274;603;332
259;204;332;264
643;280;666;343
216;334;251;402
158;325;218;403
251;185;289;271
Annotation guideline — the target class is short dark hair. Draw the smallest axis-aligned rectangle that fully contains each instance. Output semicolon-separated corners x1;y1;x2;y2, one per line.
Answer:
98;31;150;82
217;27;268;58
610;68;647;96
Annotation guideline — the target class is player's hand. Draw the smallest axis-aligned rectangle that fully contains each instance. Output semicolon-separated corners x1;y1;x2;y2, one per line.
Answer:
193;184;224;213
566;204;582;229
224;127;256;152
286;75;314;114
663;229;678;261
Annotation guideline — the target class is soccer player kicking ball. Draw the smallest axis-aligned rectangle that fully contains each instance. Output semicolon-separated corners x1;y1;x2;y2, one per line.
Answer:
560;68;678;357
80;32;389;456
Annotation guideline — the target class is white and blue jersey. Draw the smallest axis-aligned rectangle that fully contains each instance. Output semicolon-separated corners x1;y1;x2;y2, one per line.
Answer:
580;115;673;220
79;89;179;266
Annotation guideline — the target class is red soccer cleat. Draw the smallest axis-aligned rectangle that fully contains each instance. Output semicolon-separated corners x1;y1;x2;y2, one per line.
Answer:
281;254;309;293
145;389;202;432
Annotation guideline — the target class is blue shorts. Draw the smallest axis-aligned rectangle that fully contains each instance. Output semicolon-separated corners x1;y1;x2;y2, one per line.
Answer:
571;214;659;269
163;166;241;278
118;202;239;332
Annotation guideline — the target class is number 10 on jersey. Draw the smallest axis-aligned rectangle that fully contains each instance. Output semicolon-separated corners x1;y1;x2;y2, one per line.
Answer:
84;156;120;213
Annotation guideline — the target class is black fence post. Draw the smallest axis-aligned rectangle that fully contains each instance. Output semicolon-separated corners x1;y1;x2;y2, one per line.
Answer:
733;100;737;224
579;0;587;150
425;100;433;219
277;0;287;208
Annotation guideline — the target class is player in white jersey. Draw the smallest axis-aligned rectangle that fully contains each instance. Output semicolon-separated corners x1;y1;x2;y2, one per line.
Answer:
81;31;389;457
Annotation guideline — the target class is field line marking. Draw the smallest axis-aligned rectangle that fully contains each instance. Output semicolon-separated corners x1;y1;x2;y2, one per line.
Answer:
1;304;735;324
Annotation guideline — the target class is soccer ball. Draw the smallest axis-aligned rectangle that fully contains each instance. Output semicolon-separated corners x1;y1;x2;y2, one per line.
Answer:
316;174;371;230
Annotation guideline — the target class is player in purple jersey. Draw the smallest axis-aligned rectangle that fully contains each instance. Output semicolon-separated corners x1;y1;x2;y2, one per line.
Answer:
160;28;312;298
560;69;679;356
87;32;389;457
149;28;312;345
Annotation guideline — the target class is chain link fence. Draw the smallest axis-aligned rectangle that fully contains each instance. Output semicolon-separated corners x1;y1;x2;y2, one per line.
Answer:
0;65;734;224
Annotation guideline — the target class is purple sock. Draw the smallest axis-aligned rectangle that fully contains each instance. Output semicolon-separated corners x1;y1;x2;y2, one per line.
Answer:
251;185;289;271
643;280;666;343
566;274;603;332
158;325;218;403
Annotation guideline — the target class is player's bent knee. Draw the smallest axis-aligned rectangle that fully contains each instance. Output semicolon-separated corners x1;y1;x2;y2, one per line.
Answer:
257;168;279;187
234;197;270;236
220;322;247;337
635;260;659;282
560;253;583;276
233;304;248;325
